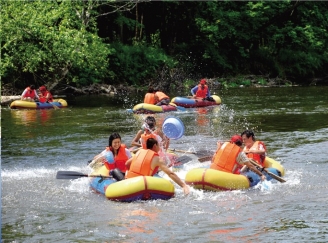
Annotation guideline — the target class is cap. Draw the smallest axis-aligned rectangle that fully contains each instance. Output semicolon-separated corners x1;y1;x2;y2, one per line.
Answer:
230;135;242;144
200;79;206;85
39;86;46;91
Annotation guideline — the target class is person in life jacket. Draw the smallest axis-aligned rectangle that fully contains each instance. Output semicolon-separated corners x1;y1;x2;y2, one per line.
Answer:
125;138;190;195
154;89;170;106
38;85;53;103
241;130;267;167
191;79;211;99
143;86;156;105
131;116;170;150
210;135;266;181
21;85;40;101
92;132;132;180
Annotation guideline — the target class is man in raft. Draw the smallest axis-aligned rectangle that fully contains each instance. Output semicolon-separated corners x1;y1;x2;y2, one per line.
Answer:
211;135;266;181
125;138;190;195
154;89;170;106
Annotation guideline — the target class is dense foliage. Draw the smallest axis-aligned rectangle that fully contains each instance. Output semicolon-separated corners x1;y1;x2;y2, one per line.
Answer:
1;0;327;91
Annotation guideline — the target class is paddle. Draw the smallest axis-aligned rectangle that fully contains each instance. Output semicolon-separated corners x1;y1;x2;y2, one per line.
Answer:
198;155;212;162
56;171;113;180
49;101;59;109
249;159;286;183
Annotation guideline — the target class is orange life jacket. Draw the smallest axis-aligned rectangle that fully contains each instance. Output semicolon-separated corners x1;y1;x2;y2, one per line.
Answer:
23;87;36;99
210;142;243;174
195;85;208;98
243;141;266;166
125;149;159;179
106;144;129;172
144;93;156;104
140;132;158;149
155;91;169;101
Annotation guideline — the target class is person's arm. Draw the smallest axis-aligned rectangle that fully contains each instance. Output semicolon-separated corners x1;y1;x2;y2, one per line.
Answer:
125;157;133;170
131;130;143;147
21;89;27;100
34;90;40;100
244;161;266;181
237;152;266;181
190;86;198;96
125;148;132;159
156;130;169;150
156;158;190;195
245;147;266;155
207;89;211;97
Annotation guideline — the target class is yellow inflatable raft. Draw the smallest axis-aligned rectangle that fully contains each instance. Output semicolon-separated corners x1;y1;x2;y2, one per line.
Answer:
10;99;68;109
90;165;175;202
185;157;285;191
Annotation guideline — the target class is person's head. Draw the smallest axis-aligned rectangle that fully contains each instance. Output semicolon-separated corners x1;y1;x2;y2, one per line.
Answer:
39;86;47;92
147;87;154;93
143;116;156;131
230;135;243;147
200;79;206;86
30;85;35;90
241;130;255;145
146;138;159;151
108;132;121;150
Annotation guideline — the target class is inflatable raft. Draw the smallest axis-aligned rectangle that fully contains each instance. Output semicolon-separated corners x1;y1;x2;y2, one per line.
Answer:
185;157;285;191
171;95;221;108
131;103;179;114
90;165;175;202
10;99;68;109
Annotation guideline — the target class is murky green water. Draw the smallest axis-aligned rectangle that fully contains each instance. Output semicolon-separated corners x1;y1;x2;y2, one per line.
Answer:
1;86;328;242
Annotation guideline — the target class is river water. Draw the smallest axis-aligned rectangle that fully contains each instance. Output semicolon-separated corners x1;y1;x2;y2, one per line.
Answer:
1;86;328;242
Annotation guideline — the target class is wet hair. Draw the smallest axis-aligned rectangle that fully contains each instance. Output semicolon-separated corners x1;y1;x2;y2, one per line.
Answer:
108;132;121;147
145;116;156;129
146;138;158;149
241;130;255;141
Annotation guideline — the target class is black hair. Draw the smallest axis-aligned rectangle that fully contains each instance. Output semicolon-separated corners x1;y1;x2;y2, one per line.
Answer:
30;85;35;90
145;116;156;129
146;138;158;149
241;130;255;141
148;87;154;93
234;140;243;147
108;132;121;147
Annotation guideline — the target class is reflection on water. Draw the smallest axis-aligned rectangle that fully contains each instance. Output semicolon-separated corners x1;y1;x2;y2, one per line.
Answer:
10;109;53;126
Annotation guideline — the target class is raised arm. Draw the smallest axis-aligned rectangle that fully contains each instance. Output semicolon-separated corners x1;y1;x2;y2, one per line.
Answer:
131;130;143;147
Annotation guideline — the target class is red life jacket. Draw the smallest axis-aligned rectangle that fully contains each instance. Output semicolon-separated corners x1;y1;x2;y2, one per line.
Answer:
125;149;159;179
243;141;266;166
40;91;53;102
195;85;208;98
23;87;36;99
144;93;156;104
210;142;243;174
106;144;129;172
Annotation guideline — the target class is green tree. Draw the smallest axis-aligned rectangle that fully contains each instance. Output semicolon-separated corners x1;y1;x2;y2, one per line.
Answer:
1;0;110;89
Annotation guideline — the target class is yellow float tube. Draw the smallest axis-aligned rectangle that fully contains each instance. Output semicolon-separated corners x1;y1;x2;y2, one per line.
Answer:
90;165;175;202
185;157;284;191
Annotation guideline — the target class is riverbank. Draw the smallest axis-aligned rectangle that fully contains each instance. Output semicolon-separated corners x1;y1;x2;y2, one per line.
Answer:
0;74;302;106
